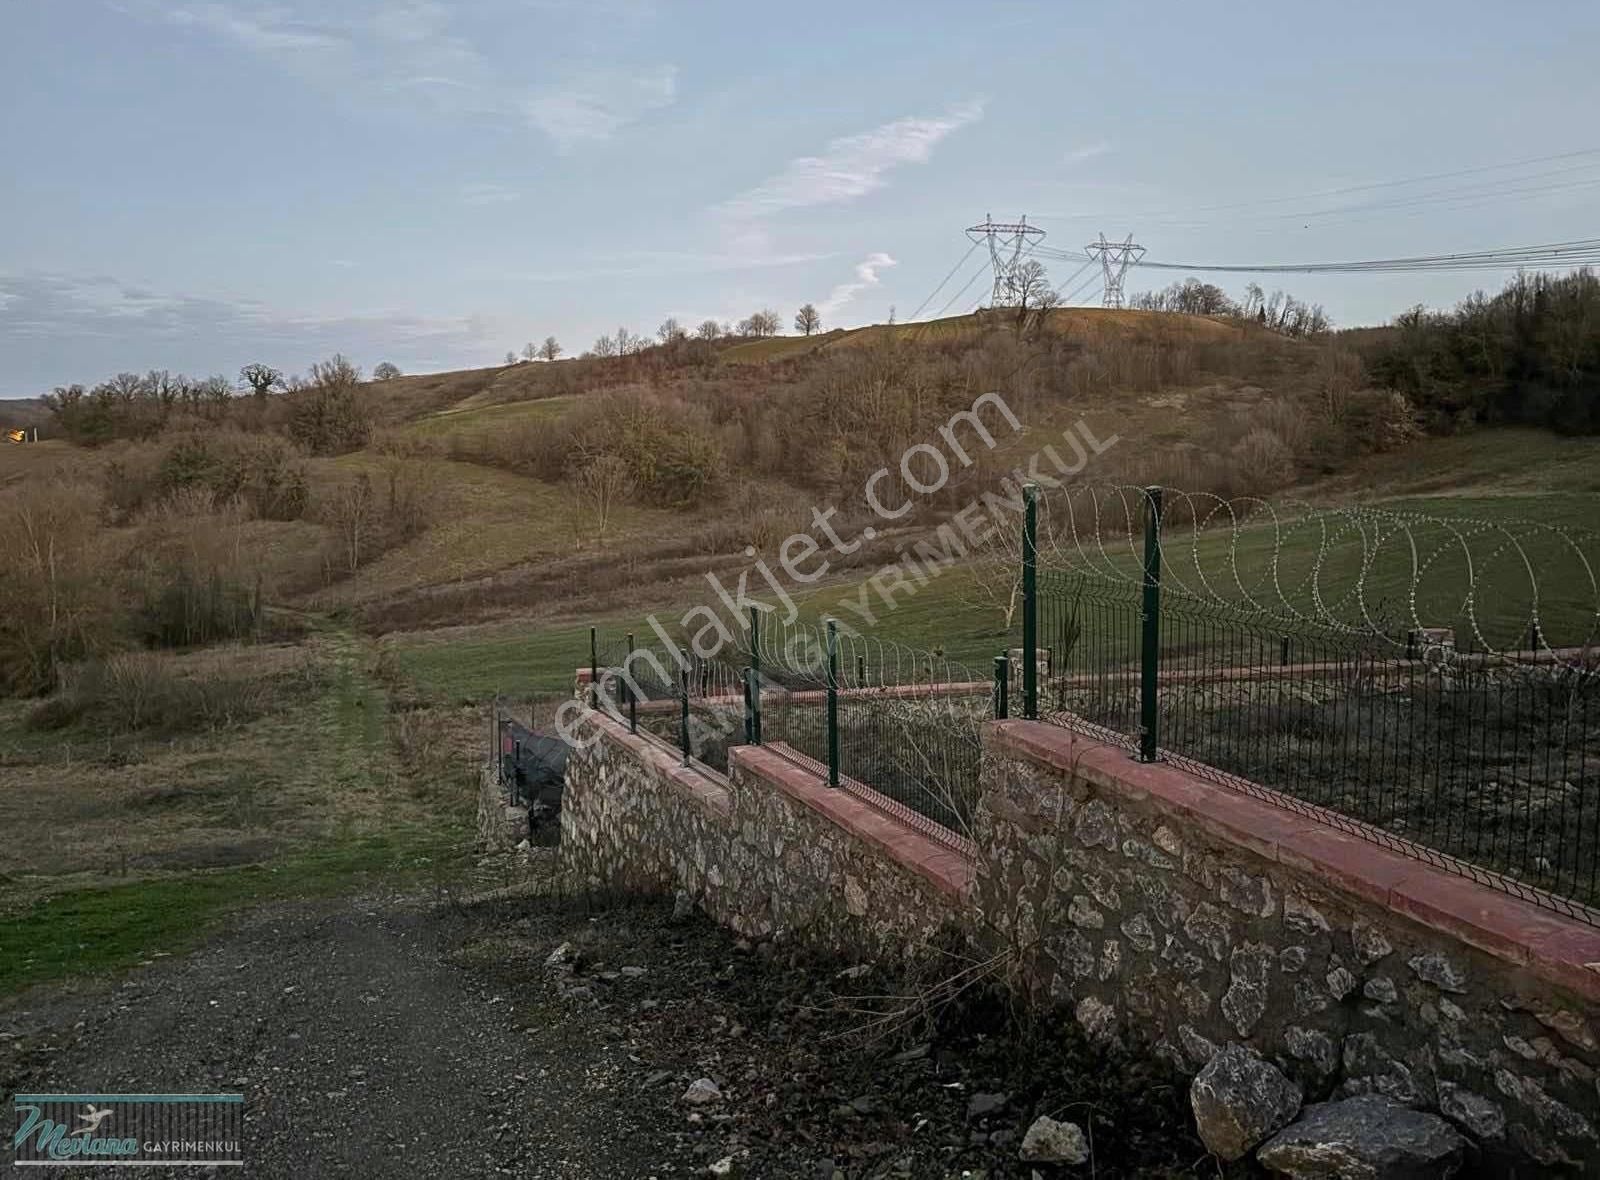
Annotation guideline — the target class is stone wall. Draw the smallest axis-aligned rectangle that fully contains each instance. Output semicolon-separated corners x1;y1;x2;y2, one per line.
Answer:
476;763;527;851
555;707;1600;1172
979;720;1600;1172
560;712;971;955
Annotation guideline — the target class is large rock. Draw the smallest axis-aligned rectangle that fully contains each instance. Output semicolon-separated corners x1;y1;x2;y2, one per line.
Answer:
1191;1044;1303;1161
1257;1094;1468;1178
1020;1115;1089;1164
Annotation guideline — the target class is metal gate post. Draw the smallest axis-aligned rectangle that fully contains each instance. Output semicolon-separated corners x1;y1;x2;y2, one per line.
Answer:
1139;486;1164;763
1022;483;1039;719
825;619;840;787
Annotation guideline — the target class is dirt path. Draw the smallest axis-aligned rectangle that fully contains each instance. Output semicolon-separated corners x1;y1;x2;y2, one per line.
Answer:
2;871;1207;1178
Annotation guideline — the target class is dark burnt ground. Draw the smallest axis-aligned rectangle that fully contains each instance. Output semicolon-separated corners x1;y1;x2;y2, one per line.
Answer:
454;885;1227;1179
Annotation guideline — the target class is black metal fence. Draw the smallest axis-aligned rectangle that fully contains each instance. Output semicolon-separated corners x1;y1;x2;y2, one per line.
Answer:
1028;486;1600;922
579;486;1599;920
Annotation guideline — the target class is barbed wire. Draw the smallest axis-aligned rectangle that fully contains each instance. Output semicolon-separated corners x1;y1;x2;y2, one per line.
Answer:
1034;483;1600;664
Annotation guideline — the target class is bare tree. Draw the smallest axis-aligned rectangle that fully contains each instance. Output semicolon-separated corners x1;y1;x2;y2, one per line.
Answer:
539;335;562;362
794;303;821;336
239;363;283;400
657;317;685;344
739;309;781;337
504;350;517;365
521;342;537;362
574;455;633;547
326;474;375;574
372;361;402;380
614;326;639;355
695;319;721;340
1008;260;1060;332
592;334;618;358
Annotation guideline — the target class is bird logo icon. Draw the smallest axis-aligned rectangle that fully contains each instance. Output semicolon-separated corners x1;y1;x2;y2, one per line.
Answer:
74;1105;113;1135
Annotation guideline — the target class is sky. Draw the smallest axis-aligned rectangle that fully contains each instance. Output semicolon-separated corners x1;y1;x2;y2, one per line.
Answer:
2;0;1598;396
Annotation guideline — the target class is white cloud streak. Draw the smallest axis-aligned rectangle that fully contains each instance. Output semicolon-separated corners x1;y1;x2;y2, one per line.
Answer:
817;252;897;318
135;1;676;147
719;101;985;220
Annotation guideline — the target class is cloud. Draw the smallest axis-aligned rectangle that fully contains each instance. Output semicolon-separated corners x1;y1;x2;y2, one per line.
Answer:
459;181;521;206
719;101;984;220
133;1;675;146
1063;142;1110;165
0;272;497;394
522;66;677;150
817;252;897;318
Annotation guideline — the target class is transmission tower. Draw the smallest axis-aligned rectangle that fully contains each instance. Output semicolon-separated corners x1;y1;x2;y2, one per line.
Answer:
965;214;1046;306
1084;232;1145;308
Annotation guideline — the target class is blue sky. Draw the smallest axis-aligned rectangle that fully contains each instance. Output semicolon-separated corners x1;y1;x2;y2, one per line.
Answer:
2;0;1597;395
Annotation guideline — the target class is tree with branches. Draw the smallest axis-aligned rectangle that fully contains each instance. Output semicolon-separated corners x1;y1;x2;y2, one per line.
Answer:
372;361;402;380
239;363;283;401
795;303;821;336
540;335;562;362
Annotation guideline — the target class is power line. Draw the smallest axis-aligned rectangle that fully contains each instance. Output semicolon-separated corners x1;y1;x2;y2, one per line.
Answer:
1026;146;1600;225
1120;237;1600;275
907;240;981;321
931;255;994;319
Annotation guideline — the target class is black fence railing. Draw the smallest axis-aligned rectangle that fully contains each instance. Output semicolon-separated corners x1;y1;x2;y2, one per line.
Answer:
577;484;1600;920
1026;485;1600;922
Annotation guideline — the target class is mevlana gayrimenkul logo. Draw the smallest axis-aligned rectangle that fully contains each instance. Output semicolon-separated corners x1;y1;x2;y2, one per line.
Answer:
11;1094;244;1167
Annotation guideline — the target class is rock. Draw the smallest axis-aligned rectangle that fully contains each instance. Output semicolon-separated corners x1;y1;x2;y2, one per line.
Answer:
890;1043;929;1064
1407;953;1467;994
1257;1094;1467;1178
1535;1008;1599;1053
681;1077;723;1105
1438;1081;1505;1141
1283;891;1330;934
1190;1044;1303;1162
707;1154;742;1177
1075;996;1118;1048
1326;965;1358;1001
1362;976;1398;1004
671;890;694;921
544;941;578;970
1351;921;1393;965
1222;943;1274;1036
848;1094;880;1115
641;1069;674;1088
619;965;647;978
1284;1026;1338;1076
1068;895;1105;929
1019;1115;1089;1164
968;1091;1009;1119
1178;1024;1219;1069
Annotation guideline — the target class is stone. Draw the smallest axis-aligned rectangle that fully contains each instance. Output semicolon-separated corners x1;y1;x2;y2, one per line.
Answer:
1493;1069;1596;1142
843;875;868;917
1326;965;1358;1001
1190;1044;1303;1162
1294;978;1331;1018
619;965;647;978
707;1154;742;1177
681;1078;723;1105
1019;1115;1089;1165
671;890;694;922
544;941;578;970
1535;1008;1598;1054
1221;866;1276;918
1120;912;1157;952
1178;1024;1219;1069
1438;1081;1505;1141
1341;1034;1422;1106
1283;891;1331;935
1098;940;1122;981
1152;825;1183;857
1257;1094;1467;1178
968;1092;1008;1119
1284;1026;1338;1076
1222;943;1274;1037
1351;920;1393;966
1074;799;1119;850
1408;953;1467;994
1184;902;1232;962
1362;976;1398;1005
1075;996;1118;1048
1082;871;1122;911
1068;895;1105;929
1056;930;1096;980
1279;946;1309;974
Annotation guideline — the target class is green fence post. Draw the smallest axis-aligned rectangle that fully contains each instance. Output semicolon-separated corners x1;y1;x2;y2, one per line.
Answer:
993;655;1009;719
588;626;598;709
1139;486;1164;763
826;619;840;787
491;693;501;784
743;668;754;744
1022;483;1039;719
625;631;637;733
856;653;865;688
679;669;690;767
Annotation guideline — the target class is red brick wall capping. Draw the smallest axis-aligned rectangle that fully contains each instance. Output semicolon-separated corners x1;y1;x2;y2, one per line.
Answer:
729;744;975;903
983;719;1600;1004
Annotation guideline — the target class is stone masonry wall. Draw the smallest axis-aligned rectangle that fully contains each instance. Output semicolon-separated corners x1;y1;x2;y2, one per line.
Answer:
979;720;1600;1173
560;712;970;957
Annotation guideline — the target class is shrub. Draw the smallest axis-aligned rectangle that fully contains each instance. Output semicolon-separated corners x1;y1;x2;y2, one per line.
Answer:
26;651;278;736
287;355;372;455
